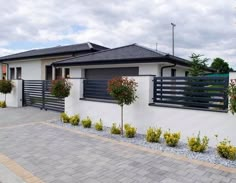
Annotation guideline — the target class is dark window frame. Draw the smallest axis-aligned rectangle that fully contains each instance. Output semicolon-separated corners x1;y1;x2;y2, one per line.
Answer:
64;68;70;79
10;68;15;80
45;65;53;80
16;67;22;79
171;68;176;77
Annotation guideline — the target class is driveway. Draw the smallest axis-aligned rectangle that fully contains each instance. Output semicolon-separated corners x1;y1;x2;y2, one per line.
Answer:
0;107;59;127
0;107;235;183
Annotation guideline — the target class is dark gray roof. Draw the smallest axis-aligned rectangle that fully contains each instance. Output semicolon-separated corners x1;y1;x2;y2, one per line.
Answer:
0;42;108;62
53;44;192;67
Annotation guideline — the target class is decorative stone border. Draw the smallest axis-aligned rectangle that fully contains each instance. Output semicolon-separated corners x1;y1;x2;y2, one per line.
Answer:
0;153;43;183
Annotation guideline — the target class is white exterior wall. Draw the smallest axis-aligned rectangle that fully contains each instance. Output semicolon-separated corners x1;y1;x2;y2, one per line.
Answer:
7;59;42;80
0;80;22;107
66;73;236;147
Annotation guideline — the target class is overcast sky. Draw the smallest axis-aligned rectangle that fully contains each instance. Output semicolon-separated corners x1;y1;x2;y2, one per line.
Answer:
0;0;235;68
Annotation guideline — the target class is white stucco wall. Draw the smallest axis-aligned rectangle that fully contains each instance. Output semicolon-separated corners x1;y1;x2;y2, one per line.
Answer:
0;80;22;107
7;59;42;80
66;74;236;147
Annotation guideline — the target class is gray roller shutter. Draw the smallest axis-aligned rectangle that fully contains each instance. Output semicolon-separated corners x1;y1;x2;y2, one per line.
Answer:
85;67;139;79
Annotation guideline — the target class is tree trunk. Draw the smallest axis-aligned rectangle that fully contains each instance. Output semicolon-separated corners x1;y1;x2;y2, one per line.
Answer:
121;105;123;135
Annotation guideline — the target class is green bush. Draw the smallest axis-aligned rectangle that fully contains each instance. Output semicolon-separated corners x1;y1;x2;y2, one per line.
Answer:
69;114;80;126
187;132;209;152
51;79;72;98
0;80;13;94
60;113;70;123
146;127;162;143
82;117;92;128
0;101;6;108
95;119;103;131
124;123;137;138
164;130;181;147
110;123;121;135
217;139;236;160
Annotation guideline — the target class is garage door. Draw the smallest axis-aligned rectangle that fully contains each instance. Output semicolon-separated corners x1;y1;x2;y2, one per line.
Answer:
85;67;139;79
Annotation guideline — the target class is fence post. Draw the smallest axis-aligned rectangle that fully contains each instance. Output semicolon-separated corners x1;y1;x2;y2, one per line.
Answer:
153;77;156;103
22;80;25;107
42;81;45;110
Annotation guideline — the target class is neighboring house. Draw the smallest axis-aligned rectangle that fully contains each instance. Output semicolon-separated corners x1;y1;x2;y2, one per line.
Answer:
1;64;6;79
52;44;213;79
0;42;108;80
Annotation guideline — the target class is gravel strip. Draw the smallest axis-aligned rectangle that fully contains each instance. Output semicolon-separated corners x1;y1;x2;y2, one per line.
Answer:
50;120;236;168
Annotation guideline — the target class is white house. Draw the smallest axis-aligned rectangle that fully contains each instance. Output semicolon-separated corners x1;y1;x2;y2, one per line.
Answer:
0;42;108;80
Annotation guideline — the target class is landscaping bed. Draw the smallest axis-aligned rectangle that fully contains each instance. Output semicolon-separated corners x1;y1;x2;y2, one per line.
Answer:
50;120;236;168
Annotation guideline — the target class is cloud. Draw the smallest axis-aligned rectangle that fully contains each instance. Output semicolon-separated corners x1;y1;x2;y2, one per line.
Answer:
0;0;235;68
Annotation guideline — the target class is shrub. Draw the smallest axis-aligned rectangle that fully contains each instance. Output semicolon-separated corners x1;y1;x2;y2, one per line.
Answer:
146;127;162;143
60;113;70;123
95;119;103;131
124;123;137;138
187;132;209;152
81;117;92;128
110;123;121;135
0;101;6;108
69;114;80;126
164;130;181;147
0;80;13;94
216;138;236;160
51;79;72;98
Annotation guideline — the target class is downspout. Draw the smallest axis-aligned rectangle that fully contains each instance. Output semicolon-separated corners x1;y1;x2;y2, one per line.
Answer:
160;62;176;101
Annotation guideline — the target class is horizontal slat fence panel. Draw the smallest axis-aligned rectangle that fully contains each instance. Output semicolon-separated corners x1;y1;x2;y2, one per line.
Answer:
83;80;113;100
153;76;229;112
23;80;64;112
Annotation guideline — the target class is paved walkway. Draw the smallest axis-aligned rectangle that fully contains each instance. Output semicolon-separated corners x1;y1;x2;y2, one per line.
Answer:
0;107;235;183
0;107;59;127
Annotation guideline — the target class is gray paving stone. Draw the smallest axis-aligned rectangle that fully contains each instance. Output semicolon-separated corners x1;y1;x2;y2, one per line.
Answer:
0;114;235;183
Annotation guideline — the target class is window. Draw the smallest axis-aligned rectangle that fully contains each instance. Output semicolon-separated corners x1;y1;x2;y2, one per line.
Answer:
65;68;70;78
10;68;15;80
55;68;62;80
171;69;176;77
185;71;189;77
16;67;22;79
46;66;52;80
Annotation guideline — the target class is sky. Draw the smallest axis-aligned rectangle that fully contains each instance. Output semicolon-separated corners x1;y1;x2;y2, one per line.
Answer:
0;0;235;68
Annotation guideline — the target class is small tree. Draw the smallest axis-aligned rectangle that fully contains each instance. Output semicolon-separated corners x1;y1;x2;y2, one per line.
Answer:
108;77;138;135
189;53;209;76
51;79;72;98
0;80;13;106
228;79;236;115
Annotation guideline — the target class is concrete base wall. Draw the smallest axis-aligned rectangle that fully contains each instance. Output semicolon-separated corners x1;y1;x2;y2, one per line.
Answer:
65;74;236;147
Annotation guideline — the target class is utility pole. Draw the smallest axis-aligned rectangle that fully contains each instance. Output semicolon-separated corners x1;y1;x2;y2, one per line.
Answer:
171;22;176;56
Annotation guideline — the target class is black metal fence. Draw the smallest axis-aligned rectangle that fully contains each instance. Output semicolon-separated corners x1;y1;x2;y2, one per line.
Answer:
23;80;64;112
153;76;229;111
83;80;112;100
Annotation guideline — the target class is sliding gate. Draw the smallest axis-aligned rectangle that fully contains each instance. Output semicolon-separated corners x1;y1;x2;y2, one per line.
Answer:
23;80;64;112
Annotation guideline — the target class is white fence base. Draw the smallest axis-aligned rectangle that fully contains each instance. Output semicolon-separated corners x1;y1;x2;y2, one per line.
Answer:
66;74;236;147
0;80;22;108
